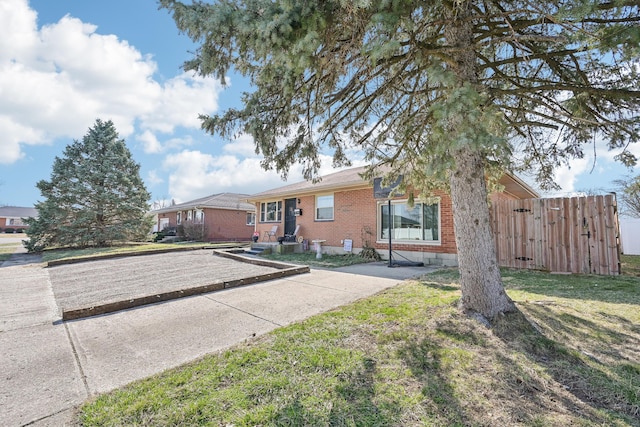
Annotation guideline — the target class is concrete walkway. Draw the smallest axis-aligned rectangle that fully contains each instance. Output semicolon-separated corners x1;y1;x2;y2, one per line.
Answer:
0;249;434;427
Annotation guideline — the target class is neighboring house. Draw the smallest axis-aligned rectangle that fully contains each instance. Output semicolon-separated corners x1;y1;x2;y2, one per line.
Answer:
619;216;640;255
0;206;38;232
152;193;256;242
247;166;538;266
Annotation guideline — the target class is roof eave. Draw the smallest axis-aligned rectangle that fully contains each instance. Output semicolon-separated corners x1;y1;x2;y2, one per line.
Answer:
246;182;371;203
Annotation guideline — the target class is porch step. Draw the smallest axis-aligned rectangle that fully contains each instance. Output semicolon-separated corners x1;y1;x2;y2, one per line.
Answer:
245;244;269;256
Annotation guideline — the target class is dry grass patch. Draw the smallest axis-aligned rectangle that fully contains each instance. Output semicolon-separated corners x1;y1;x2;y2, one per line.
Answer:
79;269;639;426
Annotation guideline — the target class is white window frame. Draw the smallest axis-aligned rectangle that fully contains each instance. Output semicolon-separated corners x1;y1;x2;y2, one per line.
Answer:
246;212;256;225
260;201;282;222
195;210;204;223
377;199;441;244
315;194;334;221
159;218;170;230
187;210;193;221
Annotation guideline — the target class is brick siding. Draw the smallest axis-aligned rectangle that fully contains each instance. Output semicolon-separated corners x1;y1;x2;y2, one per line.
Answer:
157;208;253;241
254;186;521;259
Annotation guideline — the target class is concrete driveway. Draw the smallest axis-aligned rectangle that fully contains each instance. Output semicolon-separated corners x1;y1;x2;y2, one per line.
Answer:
0;250;434;426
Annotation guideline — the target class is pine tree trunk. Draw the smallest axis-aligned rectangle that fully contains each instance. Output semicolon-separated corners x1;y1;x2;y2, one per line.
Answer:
450;147;516;319
443;0;516;320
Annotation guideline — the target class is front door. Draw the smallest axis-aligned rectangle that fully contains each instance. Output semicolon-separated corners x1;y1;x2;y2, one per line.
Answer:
284;198;297;236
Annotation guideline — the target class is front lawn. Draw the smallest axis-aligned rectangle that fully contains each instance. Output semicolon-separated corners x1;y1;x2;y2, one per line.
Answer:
79;268;640;426
260;251;372;268
0;242;18;262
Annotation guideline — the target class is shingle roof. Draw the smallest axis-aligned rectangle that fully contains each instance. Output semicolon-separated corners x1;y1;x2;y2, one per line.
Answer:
152;193;255;213
248;166;372;201
0;206;38;218
247;166;539;201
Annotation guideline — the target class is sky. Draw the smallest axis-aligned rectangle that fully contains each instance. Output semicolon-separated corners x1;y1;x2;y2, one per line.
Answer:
0;0;638;208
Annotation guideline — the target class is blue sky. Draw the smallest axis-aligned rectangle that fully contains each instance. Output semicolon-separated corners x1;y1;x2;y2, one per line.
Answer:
0;0;637;208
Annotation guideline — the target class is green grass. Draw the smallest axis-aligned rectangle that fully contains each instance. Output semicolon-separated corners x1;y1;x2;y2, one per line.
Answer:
79;267;640;426
260;251;372;268
621;254;640;276
0;242;19;261
0;234;23;261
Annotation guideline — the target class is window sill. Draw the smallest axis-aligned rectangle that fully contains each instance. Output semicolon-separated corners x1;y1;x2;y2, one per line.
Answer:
377;240;442;246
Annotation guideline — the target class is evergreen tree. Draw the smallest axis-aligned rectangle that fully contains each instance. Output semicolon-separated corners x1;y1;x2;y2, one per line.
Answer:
160;0;640;319
25;119;152;251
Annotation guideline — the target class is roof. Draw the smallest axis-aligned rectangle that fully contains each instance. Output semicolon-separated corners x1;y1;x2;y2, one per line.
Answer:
248;167;372;201
247;166;539;201
152;193;255;214
0;206;38;218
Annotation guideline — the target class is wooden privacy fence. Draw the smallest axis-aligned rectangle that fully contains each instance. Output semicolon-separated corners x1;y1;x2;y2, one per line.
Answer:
491;195;621;275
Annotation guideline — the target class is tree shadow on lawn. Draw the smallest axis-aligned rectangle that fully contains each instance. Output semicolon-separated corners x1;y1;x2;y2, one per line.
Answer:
425;267;640;306
492;310;640;425
269;357;405;426
501;269;640;306
518;302;640;365
392;303;639;425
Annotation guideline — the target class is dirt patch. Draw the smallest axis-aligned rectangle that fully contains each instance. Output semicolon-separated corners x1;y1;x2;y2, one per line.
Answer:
49;250;308;320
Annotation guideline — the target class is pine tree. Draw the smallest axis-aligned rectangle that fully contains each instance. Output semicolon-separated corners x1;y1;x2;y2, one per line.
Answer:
160;0;640;319
25;119;152;251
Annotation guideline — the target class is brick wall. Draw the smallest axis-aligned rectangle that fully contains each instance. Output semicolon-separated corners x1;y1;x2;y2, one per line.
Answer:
253;186;524;261
205;208;253;241
157;208;253;241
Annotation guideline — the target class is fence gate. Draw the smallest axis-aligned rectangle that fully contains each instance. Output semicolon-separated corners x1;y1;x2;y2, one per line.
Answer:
491;195;621;275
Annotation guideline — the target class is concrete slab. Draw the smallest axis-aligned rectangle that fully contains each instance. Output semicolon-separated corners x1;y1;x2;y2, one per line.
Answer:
29;407;78;427
49;250;308;320
0;323;86;427
330;261;441;280
0;264;58;332
66;293;278;395
208;270;400;326
287;268;400;295
1;253;429;426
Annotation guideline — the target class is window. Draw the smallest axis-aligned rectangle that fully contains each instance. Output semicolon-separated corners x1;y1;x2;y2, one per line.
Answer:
260;201;282;222
8;218;25;226
315;194;334;220
176;211;182;225
195;210;204;223
187;210;193;221
379;201;440;242
246;212;256;225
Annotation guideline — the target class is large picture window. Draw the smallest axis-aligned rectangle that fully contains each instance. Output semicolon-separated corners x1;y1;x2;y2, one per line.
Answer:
379;201;440;242
315;194;334;220
260;201;282;222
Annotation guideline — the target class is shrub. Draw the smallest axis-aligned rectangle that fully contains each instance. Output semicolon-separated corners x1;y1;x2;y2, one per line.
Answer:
4;228;15;234
16;228;24;233
179;220;208;241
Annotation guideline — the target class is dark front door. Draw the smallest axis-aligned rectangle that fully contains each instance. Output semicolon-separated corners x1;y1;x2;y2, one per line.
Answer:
284;198;297;236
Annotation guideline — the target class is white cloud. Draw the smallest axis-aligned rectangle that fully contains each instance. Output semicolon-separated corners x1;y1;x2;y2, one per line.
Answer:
146;170;164;185
222;134;259;157
137;130;162;154
0;0;223;163
547;157;591;196
139;72;221;133
163;148;367;203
